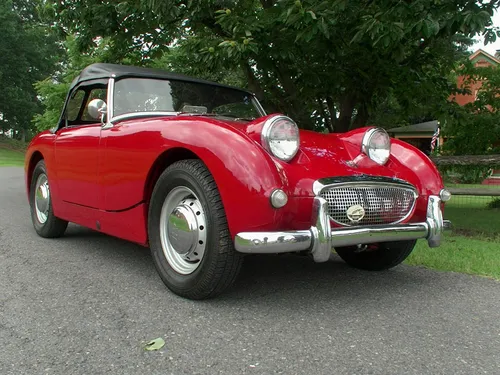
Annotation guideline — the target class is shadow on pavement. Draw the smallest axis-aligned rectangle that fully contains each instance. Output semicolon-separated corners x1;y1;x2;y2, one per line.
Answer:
51;223;438;309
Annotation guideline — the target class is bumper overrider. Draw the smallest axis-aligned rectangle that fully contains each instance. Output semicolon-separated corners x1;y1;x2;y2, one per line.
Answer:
234;195;452;263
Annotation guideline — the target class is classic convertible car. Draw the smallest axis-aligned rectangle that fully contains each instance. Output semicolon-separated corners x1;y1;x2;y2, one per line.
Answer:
25;63;451;299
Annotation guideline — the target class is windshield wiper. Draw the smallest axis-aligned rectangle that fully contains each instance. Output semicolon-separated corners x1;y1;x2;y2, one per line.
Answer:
179;112;255;122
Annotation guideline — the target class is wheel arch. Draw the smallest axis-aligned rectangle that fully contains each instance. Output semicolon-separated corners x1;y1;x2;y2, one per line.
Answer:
26;151;44;196
143;147;201;207
141;136;285;240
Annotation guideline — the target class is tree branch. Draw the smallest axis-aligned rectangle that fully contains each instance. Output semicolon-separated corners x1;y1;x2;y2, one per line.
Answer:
325;96;337;127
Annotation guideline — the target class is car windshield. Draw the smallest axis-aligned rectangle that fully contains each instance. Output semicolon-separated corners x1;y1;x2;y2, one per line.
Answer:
113;77;262;119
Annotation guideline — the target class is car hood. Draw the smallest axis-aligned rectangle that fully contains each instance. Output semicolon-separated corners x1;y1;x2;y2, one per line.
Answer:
222;115;443;197
277;128;442;198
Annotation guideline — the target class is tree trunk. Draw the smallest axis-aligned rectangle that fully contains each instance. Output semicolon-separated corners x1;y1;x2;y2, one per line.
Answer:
242;61;266;100
352;103;369;129
317;97;333;133
325;96;337;131
336;95;356;133
271;61;315;130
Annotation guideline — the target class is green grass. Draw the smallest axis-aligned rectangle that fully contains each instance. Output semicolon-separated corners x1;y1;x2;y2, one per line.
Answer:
0;148;25;166
405;198;500;280
442;193;499;237
406;235;500;280
447;196;494;210
0;135;26;166
444;206;500;236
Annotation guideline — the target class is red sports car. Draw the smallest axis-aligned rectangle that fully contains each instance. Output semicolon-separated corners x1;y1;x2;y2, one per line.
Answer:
25;63;451;299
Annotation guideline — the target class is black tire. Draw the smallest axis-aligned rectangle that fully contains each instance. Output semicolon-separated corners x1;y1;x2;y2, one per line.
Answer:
335;240;417;271
148;159;243;299
29;160;68;238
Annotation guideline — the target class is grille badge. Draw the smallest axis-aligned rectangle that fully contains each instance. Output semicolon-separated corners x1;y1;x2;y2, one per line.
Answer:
346;204;365;223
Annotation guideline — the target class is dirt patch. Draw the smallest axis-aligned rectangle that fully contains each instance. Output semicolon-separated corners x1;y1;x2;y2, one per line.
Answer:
452;227;500;241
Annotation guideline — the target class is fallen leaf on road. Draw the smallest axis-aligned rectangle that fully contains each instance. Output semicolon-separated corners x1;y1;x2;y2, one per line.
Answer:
144;337;165;351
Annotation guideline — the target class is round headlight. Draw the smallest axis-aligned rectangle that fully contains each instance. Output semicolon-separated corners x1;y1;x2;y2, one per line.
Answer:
261;115;300;162
361;128;391;165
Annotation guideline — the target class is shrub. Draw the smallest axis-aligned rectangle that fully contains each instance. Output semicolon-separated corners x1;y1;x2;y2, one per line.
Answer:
487;198;500;209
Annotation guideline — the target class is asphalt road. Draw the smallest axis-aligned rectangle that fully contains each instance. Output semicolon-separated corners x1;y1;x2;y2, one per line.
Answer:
1;166;499;375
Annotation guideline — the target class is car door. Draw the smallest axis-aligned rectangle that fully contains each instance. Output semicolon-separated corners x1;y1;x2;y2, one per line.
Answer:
54;81;107;209
99;77;176;211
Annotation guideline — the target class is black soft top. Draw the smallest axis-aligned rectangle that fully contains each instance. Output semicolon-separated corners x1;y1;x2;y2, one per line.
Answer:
69;63;253;94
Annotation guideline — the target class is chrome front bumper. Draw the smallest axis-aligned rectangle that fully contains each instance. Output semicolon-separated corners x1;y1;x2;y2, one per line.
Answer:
234;195;451;263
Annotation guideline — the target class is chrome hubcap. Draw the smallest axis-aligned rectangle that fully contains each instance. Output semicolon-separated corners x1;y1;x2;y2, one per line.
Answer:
160;186;207;275
35;174;50;224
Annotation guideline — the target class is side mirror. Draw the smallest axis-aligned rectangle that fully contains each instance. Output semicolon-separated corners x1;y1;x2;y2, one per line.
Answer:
87;99;108;122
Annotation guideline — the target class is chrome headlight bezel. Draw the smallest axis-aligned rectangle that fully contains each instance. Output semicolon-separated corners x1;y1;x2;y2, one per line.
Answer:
439;188;452;202
261;115;300;162
361;127;391;165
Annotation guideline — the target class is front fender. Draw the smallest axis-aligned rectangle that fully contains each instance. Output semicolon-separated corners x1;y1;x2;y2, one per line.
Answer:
101;116;286;238
168;119;287;236
389;138;445;221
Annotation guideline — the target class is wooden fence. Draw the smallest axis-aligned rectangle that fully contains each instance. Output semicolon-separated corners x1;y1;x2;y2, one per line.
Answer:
430;154;500;166
431;154;500;206
446;187;500;196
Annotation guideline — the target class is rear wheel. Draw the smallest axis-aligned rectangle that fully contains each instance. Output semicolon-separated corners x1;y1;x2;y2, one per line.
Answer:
335;240;417;271
29;160;68;238
148;159;243;299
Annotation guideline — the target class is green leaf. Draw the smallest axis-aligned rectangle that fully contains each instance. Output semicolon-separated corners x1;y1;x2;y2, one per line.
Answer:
307;10;317;20
422;20;430;37
144;337;165;351
321;18;330;38
383;35;391;48
351;29;364;43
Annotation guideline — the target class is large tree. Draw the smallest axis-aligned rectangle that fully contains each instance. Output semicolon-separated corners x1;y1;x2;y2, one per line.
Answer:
0;0;62;140
40;0;499;132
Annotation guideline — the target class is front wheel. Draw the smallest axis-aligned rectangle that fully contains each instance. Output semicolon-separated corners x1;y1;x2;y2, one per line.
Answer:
148;159;243;299
335;240;417;271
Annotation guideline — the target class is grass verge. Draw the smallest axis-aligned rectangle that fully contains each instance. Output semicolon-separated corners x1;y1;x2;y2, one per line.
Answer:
0;148;25;166
405;200;499;280
0;135;26;166
444;206;500;237
406;235;500;280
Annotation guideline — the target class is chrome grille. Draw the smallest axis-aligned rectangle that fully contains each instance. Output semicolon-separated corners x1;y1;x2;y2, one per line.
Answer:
319;183;417;226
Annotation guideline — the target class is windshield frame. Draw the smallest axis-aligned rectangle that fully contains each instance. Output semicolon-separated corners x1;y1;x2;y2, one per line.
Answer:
106;77;266;125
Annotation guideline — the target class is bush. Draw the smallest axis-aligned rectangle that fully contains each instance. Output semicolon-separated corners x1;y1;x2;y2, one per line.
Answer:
487;198;500;209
